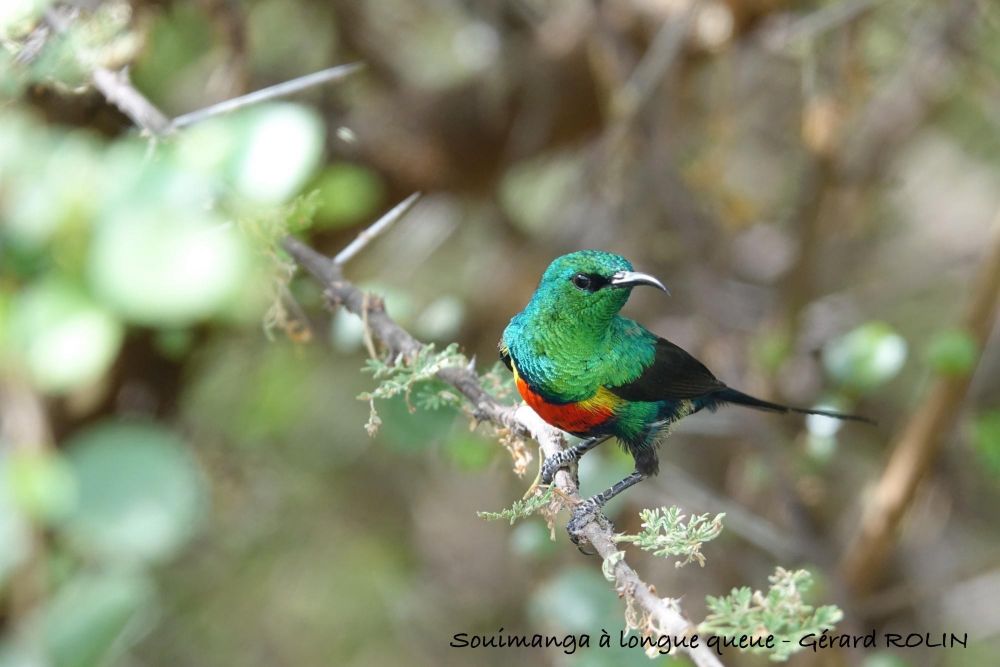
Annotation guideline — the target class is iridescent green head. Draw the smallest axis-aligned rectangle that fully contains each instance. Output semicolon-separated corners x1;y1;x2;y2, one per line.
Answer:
526;250;668;328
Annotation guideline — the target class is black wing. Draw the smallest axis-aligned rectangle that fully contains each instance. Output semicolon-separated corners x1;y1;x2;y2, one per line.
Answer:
498;341;513;371
609;337;876;424
608;337;725;401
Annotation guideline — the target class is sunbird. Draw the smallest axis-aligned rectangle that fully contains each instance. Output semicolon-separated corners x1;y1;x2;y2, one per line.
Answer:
499;250;871;538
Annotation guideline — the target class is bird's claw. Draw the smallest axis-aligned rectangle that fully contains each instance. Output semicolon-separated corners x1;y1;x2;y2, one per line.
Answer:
540;449;576;485
566;498;608;554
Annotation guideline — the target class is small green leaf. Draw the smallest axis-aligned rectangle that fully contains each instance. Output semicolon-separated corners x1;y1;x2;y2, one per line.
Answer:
478;487;554;525
615;506;725;567
358;342;467;437
700;568;843;662
925;329;978;376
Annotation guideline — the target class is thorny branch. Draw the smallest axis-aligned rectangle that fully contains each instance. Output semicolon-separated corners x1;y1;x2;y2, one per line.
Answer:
170;62;364;130
11;16;728;659
281;226;725;667
42;7;173;136
34;7;363;138
24;0;986;647
334;192;421;265
21;18;719;655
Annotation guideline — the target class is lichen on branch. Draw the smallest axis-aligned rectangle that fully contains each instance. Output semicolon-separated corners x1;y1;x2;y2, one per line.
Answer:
477;487;557;525
615;506;725;568
700;568;843;662
357;342;468;435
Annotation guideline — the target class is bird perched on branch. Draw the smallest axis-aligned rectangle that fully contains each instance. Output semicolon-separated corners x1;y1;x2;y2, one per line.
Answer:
499;250;872;540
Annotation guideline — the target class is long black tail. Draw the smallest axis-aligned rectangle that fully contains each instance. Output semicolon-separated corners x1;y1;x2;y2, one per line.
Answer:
714;388;876;425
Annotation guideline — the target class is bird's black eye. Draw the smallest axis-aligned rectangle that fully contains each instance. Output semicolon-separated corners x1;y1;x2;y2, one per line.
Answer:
572;273;592;290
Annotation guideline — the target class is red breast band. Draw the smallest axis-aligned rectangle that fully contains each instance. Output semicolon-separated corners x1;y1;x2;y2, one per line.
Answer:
515;376;613;434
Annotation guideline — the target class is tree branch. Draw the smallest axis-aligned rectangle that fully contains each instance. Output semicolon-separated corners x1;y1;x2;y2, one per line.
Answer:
90;66;174;136
281;229;725;667
334;192;421;265
42;7;173;136
170;62;364;130
28;13;723;656
36;9;362;139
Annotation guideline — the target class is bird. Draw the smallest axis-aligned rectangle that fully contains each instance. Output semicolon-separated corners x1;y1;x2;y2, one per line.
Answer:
499;250;872;540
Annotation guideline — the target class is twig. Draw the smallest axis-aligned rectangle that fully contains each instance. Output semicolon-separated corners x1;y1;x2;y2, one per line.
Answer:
359;292;378;360
91;67;174;136
170;63;364;130
35;10;361;137
839;220;1000;593
281;234;725;667
761;0;881;51
42;7;173;136
333;192;422;265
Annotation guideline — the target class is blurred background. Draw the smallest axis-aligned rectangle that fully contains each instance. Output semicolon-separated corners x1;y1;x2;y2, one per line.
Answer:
1;0;999;665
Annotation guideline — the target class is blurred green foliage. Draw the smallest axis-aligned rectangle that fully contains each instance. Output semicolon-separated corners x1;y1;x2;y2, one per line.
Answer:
40;571;155;667
925;329;978;376
0;22;331;659
863;653;911;667
312;163;385;227
501;153;580;233
0;96;333;384
2;1;999;666
528;567;655;667
5;449;76;523
972;410;1000;478
7;280;123;393
823;322;907;393
64;422;204;564
0;420;203;667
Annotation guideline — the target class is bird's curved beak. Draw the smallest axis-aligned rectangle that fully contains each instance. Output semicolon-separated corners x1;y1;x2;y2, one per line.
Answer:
609;270;670;294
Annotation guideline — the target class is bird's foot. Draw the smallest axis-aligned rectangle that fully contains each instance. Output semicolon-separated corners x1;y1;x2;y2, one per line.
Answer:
566;497;610;554
540;449;579;486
